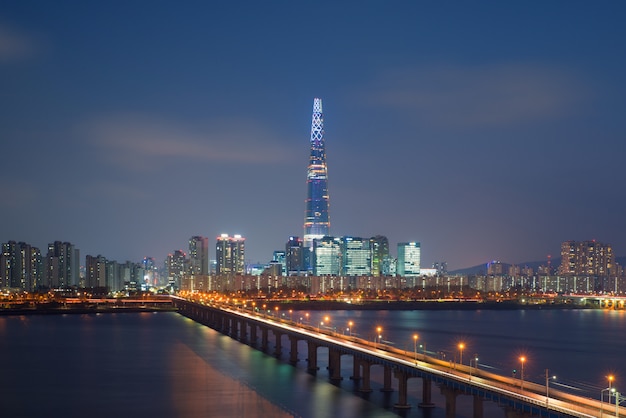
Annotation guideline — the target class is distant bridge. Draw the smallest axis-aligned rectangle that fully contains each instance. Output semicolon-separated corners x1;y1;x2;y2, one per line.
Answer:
173;297;624;418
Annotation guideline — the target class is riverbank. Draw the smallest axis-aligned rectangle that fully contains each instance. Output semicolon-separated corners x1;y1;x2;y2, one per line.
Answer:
0;303;177;316
253;299;591;311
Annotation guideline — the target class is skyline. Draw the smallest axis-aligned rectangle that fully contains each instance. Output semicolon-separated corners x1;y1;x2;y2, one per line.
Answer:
2;2;626;270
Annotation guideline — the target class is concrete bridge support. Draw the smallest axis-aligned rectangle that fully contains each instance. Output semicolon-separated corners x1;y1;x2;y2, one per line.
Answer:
289;336;299;364
274;331;283;357
249;323;257;346
381;365;393;392
307;341;319;372
393;369;411;409
261;327;269;352
473;395;483;418
441;386;459;418
359;361;373;392
328;349;342;381
350;357;361;380
239;319;247;343
419;378;435;408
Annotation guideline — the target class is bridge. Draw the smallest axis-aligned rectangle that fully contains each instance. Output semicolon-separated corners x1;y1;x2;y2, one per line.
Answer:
172;297;624;418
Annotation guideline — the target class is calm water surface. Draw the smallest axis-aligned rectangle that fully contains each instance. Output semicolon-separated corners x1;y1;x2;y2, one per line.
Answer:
0;308;623;418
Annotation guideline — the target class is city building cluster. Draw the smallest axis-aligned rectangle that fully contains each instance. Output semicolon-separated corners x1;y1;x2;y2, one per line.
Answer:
2;100;625;296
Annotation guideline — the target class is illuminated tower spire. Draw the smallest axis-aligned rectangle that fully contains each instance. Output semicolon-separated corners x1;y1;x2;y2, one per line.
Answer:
303;98;330;249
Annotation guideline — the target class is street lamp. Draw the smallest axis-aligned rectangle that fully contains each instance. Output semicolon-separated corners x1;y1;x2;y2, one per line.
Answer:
458;343;465;366
347;321;353;336
519;356;526;390
376;326;382;347
469;354;479;380
545;370;556;407
413;334;418;364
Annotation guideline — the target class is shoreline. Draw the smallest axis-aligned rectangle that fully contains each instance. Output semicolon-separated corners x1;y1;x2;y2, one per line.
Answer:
0;299;603;316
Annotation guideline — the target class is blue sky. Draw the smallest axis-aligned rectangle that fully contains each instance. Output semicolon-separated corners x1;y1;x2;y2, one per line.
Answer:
2;1;626;270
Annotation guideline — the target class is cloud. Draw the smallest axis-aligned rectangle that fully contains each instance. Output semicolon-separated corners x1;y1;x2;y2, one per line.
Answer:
362;63;585;129
83;113;299;171
0;23;35;62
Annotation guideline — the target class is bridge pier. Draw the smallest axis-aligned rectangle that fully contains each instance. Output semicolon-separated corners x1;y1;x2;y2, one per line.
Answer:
393;369;411;409
473;395;483;418
328;348;343;381
289;335;299;364
261;327;269;352
419;378;435;408
306;341;319;372
359;360;373;392
274;331;283;357
350;356;361;380
441;386;459;418
381;365;393;392
239;319;247;343
249;323;257;346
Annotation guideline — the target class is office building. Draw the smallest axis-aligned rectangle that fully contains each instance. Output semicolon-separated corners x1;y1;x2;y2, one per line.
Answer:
397;242;421;280
341;237;371;276
370;235;389;276
313;236;341;276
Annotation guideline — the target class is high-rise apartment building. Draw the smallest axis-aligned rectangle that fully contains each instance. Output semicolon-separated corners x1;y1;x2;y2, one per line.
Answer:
44;241;79;288
303;98;330;252
166;250;187;288
0;241;42;291
85;254;107;288
188;236;209;276
341;237;371;276
559;240;615;277
215;234;245;275
370;235;390;276
397;242;421;279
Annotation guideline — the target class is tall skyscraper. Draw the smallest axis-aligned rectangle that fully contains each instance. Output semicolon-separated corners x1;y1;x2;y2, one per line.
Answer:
215;234;245;275
188;236;209;276
303;98;330;251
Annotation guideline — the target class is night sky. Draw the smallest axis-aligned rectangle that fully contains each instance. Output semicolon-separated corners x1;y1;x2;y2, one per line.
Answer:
2;2;626;270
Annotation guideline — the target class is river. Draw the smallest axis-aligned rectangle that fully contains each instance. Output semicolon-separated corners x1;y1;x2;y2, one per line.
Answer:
0;308;623;417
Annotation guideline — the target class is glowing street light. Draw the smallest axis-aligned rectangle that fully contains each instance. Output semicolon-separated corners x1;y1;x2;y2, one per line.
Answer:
347;321;353;336
458;343;465;366
376;326;382;347
413;334;419;364
601;375;616;418
469;354;479;380
519;356;526;390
